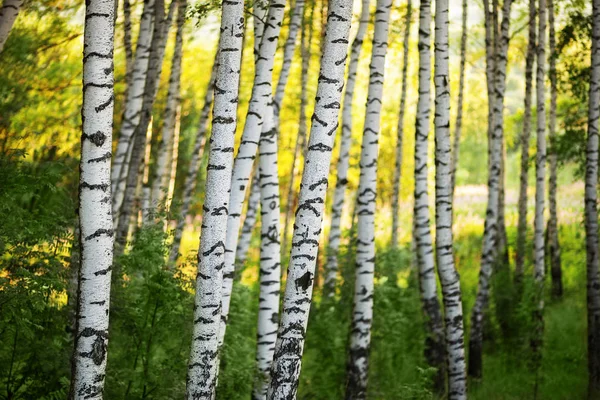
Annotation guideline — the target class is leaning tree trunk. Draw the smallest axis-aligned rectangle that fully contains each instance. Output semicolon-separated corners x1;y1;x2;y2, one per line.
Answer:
450;0;467;204
168;55;216;264
468;0;512;380
252;101;282;400
151;0;187;207
69;0;116;397
0;0;23;52
184;0;244;396
111;0;155;219
390;0;412;248
235;166;260;267
322;0;370;294
532;0;547;393
346;0;392;397
266;0;352;396
586;1;600;396
413;0;446;391
515;0;536;284
547;0;562;298
218;0;287;351
433;0;467;397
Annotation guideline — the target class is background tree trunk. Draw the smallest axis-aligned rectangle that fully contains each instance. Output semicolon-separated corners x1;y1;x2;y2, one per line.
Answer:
0;0;23;52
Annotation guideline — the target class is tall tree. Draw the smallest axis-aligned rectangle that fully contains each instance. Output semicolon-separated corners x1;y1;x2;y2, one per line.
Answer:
69;0;116;397
434;0;467;396
413;0;445;389
391;0;412;248
586;1;600;396
322;0;370;293
469;0;513;379
515;0;536;283
236;167;260;267
151;0;187;207
0;0;23;52
184;0;244;396
123;0;133;90
547;0;562;298
266;0;353;396
346;0;392;396
450;0;467;202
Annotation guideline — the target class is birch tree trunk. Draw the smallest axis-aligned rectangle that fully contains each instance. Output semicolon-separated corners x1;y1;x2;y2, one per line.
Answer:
586;1;600;396
468;0;513;379
165;105;181;213
346;0;392;397
547;0;562;298
69;0;115;397
390;0;411;248
112;0;155;218
151;0;187;207
236;166;261;266
266;0;352;395
169;57;216;264
218;0;287;348
413;0;446;390
515;0;536;283
0;0;23;52
123;0;133;89
184;0;244;397
323;0;370;293
450;0;467;203
434;0;467;396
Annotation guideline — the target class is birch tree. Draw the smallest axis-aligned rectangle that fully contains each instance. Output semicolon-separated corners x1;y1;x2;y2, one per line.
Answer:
123;0;133;89
266;0;353;395
586;1;600;395
547;0;562;298
69;0;115;397
515;0;536;283
0;0;23;52
184;0;244;396
433;0;467;396
468;0;513;379
236;167;260;267
346;0;392;397
323;0;370;293
391;0;411;248
413;0;445;388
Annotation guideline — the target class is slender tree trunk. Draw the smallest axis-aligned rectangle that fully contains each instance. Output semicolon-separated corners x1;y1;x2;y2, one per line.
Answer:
0;0;23;52
69;0;116;397
413;0;446;390
235;166;261;267
266;0;352;396
468;0;513;380
168;55;216;264
434;0;467;396
184;0;244;396
391;0;412;248
218;0;287;351
165;105;181;213
112;0;155;219
586;2;600;397
322;0;370;293
450;0;467;204
346;0;391;397
151;0;187;207
532;0;547;395
252;100;282;400
547;0;562;299
282;0;313;257
123;0;133;89
515;0;536;284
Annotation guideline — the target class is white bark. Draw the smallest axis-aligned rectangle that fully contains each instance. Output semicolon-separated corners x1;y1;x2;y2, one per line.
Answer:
123;0;133;89
169;56;216;264
391;0;411;247
413;0;445;387
252;101;281;400
151;0;187;207
266;0;353;396
0;0;23;52
346;0;391;397
323;0;370;293
165;105;181;213
70;0;115;397
218;0;287;349
184;0;244;396
434;0;466;396
236;166;261;266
